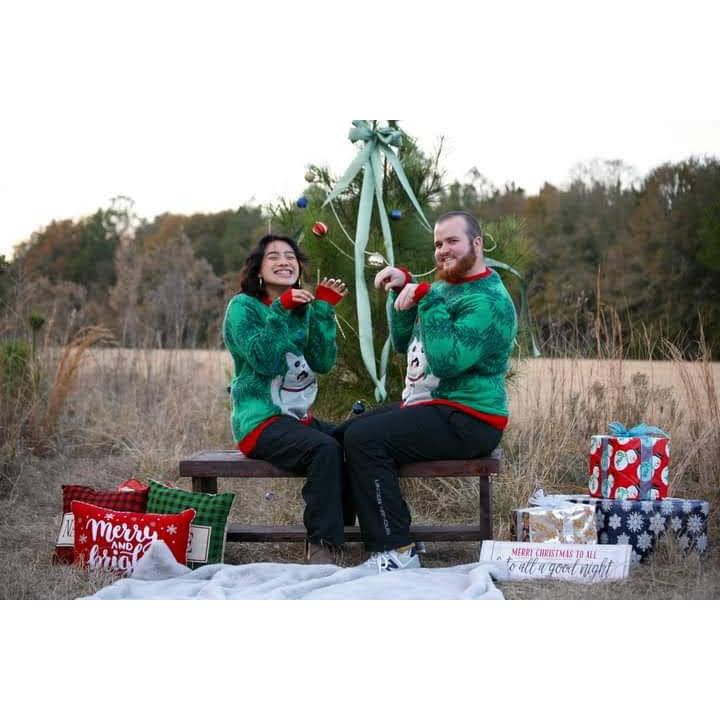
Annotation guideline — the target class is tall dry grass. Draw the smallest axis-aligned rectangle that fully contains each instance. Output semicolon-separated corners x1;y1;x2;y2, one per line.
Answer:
1;329;718;599
33;326;116;452
0;343;234;599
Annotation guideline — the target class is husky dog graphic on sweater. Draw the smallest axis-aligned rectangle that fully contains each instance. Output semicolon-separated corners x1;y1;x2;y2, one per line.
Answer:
402;339;440;405
271;352;318;420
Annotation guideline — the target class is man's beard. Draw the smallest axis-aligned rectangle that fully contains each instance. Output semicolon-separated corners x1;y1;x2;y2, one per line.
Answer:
436;243;477;282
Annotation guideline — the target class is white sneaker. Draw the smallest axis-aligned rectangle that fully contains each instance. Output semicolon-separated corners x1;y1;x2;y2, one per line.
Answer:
364;544;421;574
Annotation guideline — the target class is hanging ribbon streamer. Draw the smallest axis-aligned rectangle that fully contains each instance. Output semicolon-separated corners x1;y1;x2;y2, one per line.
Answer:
485;257;541;358
323;121;432;401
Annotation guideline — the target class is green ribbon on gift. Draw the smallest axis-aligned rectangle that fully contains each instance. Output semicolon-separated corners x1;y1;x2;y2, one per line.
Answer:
323;121;433;401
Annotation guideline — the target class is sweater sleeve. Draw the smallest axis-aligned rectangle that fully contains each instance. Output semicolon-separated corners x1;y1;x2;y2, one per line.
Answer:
222;294;298;376
386;292;418;354
416;288;503;379
304;299;337;374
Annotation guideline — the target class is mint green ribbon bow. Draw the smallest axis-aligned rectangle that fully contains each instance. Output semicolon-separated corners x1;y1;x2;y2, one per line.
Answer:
323;121;432;401
607;422;668;438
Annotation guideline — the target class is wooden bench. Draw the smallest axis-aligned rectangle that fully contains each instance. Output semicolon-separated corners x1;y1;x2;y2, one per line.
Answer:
179;449;501;543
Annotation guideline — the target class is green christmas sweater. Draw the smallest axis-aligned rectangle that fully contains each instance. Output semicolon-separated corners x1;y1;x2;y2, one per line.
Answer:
389;268;517;426
222;290;338;447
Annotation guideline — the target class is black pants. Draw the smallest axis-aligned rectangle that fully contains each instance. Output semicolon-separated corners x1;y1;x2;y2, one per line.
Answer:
249;416;355;547
340;403;503;552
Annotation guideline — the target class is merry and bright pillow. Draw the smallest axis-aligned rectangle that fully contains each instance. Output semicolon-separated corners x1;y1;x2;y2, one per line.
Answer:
146;479;235;568
71;500;195;575
53;484;149;564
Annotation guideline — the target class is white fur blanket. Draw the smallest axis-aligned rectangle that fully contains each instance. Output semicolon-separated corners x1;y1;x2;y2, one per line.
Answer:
83;541;507;600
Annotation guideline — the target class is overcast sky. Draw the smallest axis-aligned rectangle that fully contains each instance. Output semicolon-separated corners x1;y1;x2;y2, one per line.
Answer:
1;0;718;258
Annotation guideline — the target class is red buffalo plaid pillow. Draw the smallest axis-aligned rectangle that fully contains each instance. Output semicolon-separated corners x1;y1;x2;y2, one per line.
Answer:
53;484;149;564
71;500;195;575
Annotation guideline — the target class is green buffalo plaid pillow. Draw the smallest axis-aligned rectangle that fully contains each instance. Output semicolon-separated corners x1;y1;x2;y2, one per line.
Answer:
146;480;235;568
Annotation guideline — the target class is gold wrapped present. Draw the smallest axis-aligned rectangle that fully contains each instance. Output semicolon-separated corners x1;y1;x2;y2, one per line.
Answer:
513;503;597;544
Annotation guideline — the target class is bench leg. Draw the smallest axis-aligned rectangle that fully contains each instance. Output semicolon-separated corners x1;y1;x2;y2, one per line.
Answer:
478;473;494;540
192;476;218;494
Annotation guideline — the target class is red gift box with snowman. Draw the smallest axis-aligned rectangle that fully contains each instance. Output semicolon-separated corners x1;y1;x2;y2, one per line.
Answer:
588;422;670;500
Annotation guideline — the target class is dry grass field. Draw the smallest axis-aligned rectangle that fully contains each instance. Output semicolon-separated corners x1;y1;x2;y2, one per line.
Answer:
1;346;718;600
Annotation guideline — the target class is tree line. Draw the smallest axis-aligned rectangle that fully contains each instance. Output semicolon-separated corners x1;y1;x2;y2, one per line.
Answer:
2;143;719;360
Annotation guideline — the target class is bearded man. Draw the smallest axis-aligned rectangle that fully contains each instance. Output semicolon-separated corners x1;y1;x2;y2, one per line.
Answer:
342;211;517;573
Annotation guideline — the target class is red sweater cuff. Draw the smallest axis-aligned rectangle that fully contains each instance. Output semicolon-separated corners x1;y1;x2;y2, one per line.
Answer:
398;266;413;287
414;282;431;302
279;289;302;310
314;284;344;306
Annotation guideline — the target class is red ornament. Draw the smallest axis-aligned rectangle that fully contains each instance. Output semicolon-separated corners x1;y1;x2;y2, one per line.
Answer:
312;221;328;237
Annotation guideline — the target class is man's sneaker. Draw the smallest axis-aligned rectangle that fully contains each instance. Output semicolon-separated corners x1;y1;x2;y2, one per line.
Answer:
363;544;421;574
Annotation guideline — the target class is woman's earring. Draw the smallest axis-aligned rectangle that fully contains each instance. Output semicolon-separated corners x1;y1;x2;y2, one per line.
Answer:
258;276;264;287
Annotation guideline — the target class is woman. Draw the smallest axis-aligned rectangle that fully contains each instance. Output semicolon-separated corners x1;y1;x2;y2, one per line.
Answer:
222;234;350;564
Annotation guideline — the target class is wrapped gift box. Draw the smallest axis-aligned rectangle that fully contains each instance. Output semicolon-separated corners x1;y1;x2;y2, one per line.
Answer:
513;503;597;544
589;423;670;499
564;495;709;564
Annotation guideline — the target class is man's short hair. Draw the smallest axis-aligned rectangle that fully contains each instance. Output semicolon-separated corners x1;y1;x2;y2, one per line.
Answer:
435;211;482;241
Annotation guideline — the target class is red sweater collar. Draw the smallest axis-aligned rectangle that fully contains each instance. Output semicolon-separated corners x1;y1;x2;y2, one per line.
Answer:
239;292;273;305
447;267;492;284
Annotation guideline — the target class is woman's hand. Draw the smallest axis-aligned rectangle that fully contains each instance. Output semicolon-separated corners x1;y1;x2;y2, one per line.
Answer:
288;288;315;304
318;277;348;298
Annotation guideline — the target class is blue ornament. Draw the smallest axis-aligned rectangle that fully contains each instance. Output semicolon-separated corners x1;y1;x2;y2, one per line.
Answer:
352;400;366;415
390;209;402;220
296;197;308;209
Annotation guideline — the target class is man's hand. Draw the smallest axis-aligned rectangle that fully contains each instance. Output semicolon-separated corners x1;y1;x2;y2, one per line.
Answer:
318;277;348;298
394;283;420;311
374;266;407;292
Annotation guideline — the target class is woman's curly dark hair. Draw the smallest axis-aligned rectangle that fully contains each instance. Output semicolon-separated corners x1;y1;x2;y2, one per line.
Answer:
239;234;309;300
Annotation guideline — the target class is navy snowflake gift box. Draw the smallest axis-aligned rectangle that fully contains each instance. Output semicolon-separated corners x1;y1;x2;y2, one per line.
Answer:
531;494;709;564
